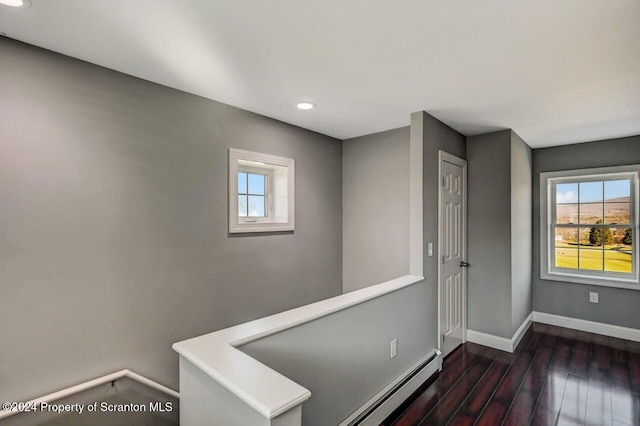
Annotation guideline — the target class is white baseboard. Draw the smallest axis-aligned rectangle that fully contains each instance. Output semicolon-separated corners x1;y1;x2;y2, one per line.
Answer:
532;311;640;342
0;369;179;420
467;312;533;353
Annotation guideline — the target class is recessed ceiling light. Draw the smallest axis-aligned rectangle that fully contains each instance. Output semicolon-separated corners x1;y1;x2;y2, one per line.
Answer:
0;0;29;7
0;0;31;9
297;102;316;110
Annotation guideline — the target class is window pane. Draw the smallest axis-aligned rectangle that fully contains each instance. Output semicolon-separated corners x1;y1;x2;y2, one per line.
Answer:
580;226;611;247
556;248;578;269
605;246;633;273
555;227;578;247
556;204;578;224
248;173;265;195
556;183;578;204
579;227;592;246
605;179;630;201
238;195;247;217
579;248;603;271
248;195;265;217
579;181;603;203
238;172;247;194
604;203;630;225
579;203;603;225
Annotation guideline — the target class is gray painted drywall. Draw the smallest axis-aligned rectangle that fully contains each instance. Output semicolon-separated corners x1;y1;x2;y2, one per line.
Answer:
467;130;514;338
533;135;640;329
241;280;434;426
0;37;342;404
409;111;465;349
467;129;533;339
342;127;410;292
419;112;466;282
510;131;532;333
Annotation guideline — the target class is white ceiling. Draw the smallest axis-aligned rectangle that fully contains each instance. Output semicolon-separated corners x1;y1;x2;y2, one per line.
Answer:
1;0;639;148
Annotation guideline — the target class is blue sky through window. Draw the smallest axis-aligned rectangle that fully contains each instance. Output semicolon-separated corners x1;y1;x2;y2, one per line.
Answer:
557;180;630;204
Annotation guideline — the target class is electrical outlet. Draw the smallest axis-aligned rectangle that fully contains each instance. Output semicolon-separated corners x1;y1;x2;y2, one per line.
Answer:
589;292;599;303
390;339;398;359
428;243;433;257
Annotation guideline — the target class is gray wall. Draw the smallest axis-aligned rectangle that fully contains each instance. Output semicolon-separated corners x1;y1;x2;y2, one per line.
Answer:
419;112;466;282
0;37;343;403
533;135;640;329
510;131;532;333
241;281;434;426
342;127;410;292
409;112;465;350
467;131;514;338
467;130;533;338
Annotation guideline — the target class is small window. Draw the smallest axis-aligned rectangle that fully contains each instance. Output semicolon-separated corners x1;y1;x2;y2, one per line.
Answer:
229;148;294;233
238;171;266;218
540;166;640;289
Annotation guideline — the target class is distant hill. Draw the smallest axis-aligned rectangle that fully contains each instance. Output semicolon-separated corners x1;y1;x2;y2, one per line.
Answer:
557;196;630;225
605;196;630;203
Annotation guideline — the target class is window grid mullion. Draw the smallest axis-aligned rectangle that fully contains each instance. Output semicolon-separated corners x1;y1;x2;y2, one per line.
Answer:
578;182;581;268
602;181;605;271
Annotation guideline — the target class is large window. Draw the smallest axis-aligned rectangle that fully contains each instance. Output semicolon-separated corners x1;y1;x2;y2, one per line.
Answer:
540;166;639;289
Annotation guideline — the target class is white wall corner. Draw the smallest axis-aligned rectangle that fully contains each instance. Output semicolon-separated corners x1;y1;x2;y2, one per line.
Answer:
467;312;533;353
532;311;640;342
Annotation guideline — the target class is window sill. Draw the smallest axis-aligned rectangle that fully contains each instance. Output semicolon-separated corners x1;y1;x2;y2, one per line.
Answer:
541;270;640;290
230;222;294;234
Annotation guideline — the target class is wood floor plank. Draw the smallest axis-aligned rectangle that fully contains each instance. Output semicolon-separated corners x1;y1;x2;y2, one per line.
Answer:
534;372;569;418
556;374;588;426
417;357;493;425
628;350;640;394
585;378;613;426
387;324;638;426
475;350;533;424
568;335;591;378
503;345;554;426
447;358;511;422
530;407;559;426
610;386;640;426
520;346;554;393
391;346;487;426
502;389;539;426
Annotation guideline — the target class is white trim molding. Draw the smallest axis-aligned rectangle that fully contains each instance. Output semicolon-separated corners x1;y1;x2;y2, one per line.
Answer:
467;312;533;353
539;165;640;290
173;274;425;420
533;311;640;342
0;369;178;420
229;148;295;233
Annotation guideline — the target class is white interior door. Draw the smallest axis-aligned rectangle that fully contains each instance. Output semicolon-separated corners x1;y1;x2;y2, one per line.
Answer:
439;151;467;357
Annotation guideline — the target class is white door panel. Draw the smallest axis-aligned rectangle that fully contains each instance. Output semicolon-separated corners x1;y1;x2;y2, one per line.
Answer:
439;152;467;357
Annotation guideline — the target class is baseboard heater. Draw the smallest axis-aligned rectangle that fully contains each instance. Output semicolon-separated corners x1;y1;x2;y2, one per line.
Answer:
339;349;442;426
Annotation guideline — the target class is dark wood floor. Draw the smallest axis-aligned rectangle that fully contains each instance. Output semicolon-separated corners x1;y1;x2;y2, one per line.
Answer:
383;323;640;426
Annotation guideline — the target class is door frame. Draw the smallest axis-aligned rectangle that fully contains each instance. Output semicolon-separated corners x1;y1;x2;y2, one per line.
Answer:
437;150;468;353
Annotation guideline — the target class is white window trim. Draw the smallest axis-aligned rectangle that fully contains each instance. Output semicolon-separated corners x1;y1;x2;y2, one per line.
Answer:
540;165;640;290
229;148;294;233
